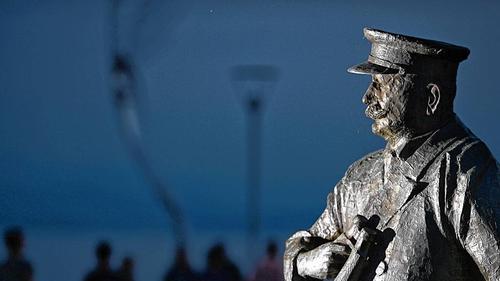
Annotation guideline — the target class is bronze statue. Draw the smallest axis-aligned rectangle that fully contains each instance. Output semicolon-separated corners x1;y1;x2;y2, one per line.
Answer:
284;28;500;281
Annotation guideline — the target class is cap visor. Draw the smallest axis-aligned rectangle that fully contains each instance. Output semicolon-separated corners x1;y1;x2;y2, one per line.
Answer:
347;61;399;75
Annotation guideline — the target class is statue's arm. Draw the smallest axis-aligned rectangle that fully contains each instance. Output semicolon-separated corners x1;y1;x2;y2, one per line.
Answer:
283;188;344;281
446;146;500;281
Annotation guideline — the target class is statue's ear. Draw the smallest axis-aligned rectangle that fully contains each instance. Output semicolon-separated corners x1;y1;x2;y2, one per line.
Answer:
426;83;440;115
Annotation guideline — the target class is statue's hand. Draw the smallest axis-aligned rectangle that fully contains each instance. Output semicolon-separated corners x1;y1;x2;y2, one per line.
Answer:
296;241;350;280
345;215;369;242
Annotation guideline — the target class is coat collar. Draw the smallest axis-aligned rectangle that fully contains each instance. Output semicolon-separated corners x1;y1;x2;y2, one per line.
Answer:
388;115;471;182
379;115;472;227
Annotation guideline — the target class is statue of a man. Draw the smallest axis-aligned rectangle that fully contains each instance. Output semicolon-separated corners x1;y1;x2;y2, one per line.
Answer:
284;28;500;281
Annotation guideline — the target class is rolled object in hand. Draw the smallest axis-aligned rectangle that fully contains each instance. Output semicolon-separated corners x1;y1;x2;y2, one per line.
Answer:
333;228;377;281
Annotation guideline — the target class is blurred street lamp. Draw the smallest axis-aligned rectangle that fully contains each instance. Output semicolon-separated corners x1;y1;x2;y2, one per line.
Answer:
230;64;280;258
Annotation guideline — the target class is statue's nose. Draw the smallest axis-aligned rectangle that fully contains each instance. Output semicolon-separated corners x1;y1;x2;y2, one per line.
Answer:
362;83;375;105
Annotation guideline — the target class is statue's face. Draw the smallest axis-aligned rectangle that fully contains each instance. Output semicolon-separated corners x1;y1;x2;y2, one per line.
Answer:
362;74;423;143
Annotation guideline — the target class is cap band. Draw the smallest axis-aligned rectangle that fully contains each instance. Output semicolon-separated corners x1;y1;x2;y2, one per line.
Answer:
367;55;402;71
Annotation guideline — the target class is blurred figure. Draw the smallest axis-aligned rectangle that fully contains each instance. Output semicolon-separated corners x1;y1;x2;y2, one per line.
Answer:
248;241;283;281
202;243;241;281
83;241;117;281
116;257;134;281
0;227;33;281
164;247;198;281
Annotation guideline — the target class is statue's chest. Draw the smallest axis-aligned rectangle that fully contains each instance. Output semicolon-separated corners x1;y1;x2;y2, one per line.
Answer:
350;156;421;227
347;160;449;280
383;195;433;276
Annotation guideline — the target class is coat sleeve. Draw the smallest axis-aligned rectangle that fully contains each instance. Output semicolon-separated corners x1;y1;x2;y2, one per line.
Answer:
445;142;500;281
283;186;344;281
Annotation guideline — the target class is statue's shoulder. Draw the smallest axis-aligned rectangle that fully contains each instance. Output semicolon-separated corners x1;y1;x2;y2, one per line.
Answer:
448;137;496;173
343;149;384;181
444;120;496;171
442;124;500;219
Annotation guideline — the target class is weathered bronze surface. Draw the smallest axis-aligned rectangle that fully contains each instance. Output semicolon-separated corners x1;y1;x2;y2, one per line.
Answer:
284;28;500;281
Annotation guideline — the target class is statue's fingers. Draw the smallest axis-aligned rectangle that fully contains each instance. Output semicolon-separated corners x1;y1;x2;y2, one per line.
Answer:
346;215;369;239
353;214;369;226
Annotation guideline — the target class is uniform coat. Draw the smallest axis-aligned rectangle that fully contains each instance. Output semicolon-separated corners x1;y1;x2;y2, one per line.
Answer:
284;117;500;281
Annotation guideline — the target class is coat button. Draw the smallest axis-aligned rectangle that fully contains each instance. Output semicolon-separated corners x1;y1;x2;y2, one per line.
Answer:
375;261;387;276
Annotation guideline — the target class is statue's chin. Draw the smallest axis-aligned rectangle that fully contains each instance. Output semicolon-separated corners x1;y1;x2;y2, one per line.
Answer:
371;118;403;144
372;118;415;146
371;118;391;139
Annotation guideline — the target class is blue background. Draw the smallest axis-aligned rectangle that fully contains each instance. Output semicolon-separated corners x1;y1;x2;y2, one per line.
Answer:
1;1;499;280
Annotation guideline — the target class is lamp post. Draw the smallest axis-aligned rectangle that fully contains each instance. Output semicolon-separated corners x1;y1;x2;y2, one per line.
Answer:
230;65;280;260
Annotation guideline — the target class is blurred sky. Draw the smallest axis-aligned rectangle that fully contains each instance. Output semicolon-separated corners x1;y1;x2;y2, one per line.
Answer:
1;0;499;236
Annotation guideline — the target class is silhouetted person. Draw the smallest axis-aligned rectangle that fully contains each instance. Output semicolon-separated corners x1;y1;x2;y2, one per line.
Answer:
248;241;283;281
164;248;198;281
202;244;241;281
116;257;134;281
83;241;118;281
0;227;33;281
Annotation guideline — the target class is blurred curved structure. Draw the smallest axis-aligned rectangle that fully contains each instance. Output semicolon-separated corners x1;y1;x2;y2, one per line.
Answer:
109;0;186;247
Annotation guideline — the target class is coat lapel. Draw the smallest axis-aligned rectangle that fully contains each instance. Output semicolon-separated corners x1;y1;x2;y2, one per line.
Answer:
380;116;470;227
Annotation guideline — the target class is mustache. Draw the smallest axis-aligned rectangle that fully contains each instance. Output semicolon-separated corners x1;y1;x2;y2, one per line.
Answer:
365;103;388;119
